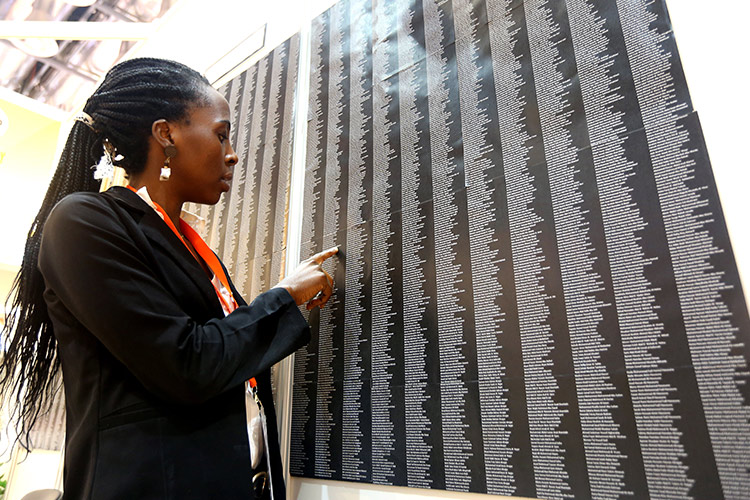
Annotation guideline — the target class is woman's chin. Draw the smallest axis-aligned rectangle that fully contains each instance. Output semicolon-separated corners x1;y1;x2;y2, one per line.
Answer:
209;192;223;205
192;192;222;206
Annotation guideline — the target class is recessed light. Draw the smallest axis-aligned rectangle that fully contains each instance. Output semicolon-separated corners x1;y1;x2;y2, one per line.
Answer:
11;38;60;59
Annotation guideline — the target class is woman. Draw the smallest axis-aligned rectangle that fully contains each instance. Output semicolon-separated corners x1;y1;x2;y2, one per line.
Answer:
0;58;336;499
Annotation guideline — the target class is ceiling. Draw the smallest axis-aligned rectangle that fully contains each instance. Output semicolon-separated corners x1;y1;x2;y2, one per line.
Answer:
0;0;178;113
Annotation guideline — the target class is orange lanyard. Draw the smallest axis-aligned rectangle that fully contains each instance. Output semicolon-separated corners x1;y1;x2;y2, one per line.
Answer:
127;186;259;387
126;185;237;314
177;220;238;314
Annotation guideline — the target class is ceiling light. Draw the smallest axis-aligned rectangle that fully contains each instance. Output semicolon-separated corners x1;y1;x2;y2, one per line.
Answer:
10;38;60;58
6;4;61;59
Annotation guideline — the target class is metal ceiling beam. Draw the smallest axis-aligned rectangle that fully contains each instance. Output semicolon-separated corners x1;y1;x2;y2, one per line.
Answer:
0;21;153;40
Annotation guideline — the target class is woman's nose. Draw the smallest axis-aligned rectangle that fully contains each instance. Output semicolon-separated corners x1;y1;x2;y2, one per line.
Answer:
226;143;239;166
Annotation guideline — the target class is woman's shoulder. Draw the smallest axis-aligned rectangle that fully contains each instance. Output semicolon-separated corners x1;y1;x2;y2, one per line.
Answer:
47;187;144;226
46;191;115;229
40;189;149;271
44;188;147;247
52;190;107;210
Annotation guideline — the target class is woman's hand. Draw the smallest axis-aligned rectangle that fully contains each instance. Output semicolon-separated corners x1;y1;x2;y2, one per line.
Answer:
274;247;339;310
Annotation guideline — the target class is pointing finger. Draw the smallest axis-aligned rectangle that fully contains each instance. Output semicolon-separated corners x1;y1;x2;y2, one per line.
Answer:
311;246;339;264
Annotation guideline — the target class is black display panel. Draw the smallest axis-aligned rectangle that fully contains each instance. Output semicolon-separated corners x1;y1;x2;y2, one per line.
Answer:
290;0;750;498
189;34;300;300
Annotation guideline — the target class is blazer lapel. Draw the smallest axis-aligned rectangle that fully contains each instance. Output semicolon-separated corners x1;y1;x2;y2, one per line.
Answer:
221;259;248;307
106;187;224;316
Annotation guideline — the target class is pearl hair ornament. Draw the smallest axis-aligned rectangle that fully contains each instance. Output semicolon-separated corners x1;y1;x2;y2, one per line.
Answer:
93;139;116;181
73;112;119;181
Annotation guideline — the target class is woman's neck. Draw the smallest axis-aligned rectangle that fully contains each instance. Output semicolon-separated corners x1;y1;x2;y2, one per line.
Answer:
160;201;184;234
128;180;184;233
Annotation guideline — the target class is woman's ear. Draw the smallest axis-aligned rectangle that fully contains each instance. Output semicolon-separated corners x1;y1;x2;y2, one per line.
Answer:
151;119;175;148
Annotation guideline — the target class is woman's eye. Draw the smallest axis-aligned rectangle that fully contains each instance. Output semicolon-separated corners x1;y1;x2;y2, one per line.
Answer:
219;134;227;143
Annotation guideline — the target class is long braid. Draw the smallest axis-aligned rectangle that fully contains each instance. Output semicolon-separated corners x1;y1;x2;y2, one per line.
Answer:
1;58;210;450
0;121;102;449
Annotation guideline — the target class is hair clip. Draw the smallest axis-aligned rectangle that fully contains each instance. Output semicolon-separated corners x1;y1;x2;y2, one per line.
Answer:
74;112;97;132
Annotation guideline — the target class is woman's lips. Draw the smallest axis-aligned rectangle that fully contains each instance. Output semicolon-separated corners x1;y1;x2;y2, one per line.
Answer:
220;173;233;191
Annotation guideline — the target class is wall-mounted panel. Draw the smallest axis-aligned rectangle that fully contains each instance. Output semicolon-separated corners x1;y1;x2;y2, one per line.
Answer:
290;0;750;498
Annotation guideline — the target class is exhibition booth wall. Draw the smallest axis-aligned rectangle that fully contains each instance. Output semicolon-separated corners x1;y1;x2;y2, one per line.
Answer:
1;1;748;499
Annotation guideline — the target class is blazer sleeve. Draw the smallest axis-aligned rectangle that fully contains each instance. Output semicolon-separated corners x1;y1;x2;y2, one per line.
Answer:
39;193;310;405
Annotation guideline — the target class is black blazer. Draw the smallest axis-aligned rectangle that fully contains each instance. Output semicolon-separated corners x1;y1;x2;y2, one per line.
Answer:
38;186;309;499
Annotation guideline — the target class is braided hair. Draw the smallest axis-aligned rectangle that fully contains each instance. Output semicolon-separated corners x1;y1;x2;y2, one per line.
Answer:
0;58;211;450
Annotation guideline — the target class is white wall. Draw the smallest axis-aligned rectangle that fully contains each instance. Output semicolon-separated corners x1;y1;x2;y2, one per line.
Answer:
125;0;337;82
668;1;750;289
108;1;750;499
